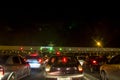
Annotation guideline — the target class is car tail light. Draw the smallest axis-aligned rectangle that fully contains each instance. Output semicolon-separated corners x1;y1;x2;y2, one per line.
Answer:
78;65;83;72
56;51;61;56
30;53;38;56
62;57;67;63
45;65;51;72
92;60;97;64
38;58;42;63
0;66;4;77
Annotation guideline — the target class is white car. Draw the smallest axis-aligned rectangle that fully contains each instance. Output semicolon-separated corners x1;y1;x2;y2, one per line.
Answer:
100;54;120;80
25;54;44;70
0;55;31;80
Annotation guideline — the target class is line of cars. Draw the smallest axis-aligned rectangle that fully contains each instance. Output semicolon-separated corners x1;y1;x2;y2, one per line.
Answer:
1;51;119;80
77;54;120;80
26;52;120;80
24;52;85;80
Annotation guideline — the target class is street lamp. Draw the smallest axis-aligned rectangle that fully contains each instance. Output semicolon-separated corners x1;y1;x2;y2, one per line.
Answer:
95;40;102;48
97;41;101;47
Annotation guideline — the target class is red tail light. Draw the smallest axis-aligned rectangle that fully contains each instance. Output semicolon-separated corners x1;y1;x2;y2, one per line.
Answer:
0;66;4;77
92;60;97;64
56;51;60;56
62;57;67;63
38;58;42;63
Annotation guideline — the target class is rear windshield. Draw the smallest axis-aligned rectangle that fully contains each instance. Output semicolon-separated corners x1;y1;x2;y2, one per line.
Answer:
48;56;79;66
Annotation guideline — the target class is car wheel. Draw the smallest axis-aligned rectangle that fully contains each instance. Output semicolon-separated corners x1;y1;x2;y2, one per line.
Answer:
100;71;108;80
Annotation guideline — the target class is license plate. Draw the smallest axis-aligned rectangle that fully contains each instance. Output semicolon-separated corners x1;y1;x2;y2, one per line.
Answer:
58;77;70;80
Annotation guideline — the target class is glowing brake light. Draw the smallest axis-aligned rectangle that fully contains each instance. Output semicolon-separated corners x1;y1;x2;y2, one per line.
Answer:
56;51;60;56
62;57;67;63
92;60;97;64
38;58;42;63
30;53;38;56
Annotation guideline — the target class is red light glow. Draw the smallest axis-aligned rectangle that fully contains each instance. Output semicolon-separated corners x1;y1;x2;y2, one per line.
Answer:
62;57;67;63
92;60;97;64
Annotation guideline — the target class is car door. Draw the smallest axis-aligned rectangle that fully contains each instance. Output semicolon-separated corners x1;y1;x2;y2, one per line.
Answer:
108;55;120;80
19;57;30;76
12;56;23;79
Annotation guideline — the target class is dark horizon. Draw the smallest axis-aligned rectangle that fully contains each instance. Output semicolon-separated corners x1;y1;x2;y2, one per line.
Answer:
0;8;120;48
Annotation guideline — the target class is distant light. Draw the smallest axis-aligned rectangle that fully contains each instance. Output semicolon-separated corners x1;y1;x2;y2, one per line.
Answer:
40;46;53;51
40;47;42;50
56;51;60;56
69;48;71;51
20;47;23;50
97;42;101;46
49;47;53;51
30;48;33;50
59;48;62;51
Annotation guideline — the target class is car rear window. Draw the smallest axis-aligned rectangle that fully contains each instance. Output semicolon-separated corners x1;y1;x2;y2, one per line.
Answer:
49;56;79;66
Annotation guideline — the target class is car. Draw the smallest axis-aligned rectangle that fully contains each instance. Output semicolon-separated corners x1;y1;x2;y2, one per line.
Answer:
25;53;44;70
0;54;31;80
85;55;108;72
100;54;120;80
44;55;84;80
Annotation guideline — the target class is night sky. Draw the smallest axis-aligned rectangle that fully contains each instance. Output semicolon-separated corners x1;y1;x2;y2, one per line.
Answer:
0;8;120;47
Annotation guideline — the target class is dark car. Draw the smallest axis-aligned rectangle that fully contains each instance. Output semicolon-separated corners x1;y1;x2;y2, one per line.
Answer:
86;55;108;72
44;55;84;80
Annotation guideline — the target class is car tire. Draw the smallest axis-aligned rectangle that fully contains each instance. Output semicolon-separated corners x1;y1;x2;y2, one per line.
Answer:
100;71;108;80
